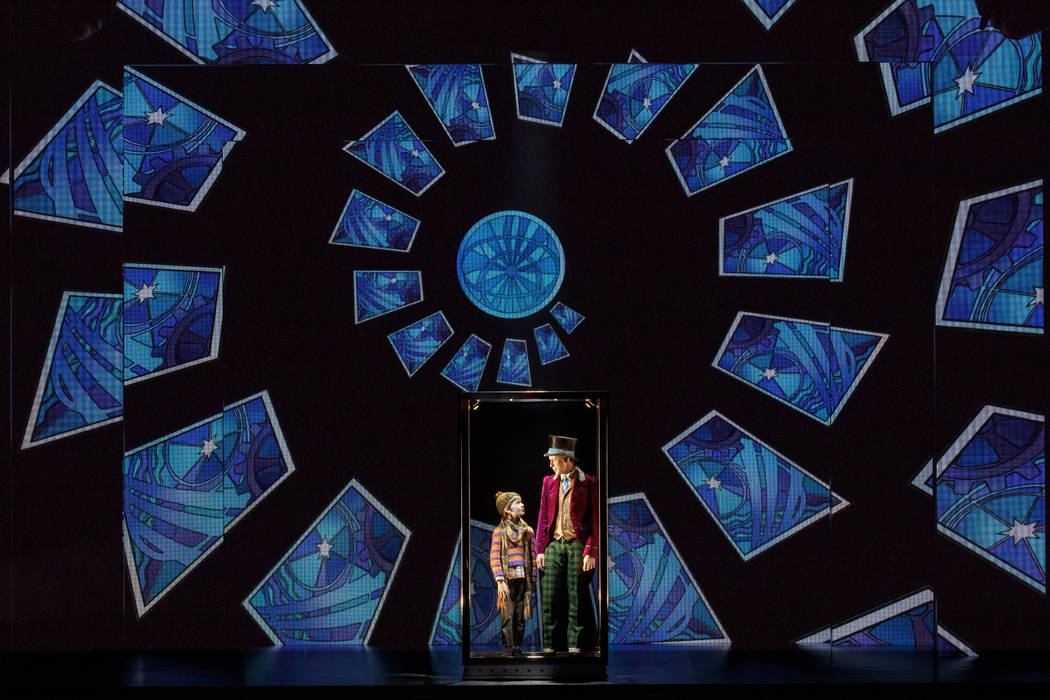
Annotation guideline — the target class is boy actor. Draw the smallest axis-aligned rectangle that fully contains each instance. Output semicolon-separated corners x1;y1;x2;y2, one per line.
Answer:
489;491;535;656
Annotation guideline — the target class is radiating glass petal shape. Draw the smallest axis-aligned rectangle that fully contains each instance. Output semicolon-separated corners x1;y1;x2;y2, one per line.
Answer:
117;0;337;64
407;64;495;145
496;338;531;386
607;493;730;644
713;313;889;425
511;55;576;126
936;180;1043;334
123;68;245;211
662;411;847;559
720;179;853;281
11;81;123;230
387;311;454;377
122;263;224;383
934;406;1045;592
550;302;585;334
457;211;565;319
330;190;421;252
353;271;423;324
244;479;410;645
667;65;791;195
22;292;124;449
593;53;698;142
796;589;937;648
533;324;569;365
440;334;491;392
343;112;445;196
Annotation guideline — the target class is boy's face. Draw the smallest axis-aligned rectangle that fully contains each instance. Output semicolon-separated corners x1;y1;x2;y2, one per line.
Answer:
508;498;525;518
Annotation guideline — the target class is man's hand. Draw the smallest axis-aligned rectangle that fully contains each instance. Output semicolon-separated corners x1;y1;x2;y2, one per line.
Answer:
536;553;545;570
497;580;509;613
582;555;595;572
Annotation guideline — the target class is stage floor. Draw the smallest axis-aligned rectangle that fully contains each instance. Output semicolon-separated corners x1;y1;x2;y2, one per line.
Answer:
7;646;1048;696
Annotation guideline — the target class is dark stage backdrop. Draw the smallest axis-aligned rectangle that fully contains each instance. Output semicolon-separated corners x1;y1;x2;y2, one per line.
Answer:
6;1;1047;652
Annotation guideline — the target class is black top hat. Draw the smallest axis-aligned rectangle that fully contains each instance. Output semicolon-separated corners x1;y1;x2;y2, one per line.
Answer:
542;434;577;459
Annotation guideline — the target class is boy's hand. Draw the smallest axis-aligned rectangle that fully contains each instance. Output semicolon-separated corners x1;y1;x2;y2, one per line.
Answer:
497;580;508;612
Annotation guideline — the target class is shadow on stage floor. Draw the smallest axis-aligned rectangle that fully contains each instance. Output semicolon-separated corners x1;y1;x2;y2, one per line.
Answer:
6;646;1048;697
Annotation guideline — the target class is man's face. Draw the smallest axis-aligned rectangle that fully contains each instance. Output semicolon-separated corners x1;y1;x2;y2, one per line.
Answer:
509;498;525;518
548;455;574;475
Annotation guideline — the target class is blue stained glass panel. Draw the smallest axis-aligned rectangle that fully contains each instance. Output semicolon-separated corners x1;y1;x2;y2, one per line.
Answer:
667;65;791;195
935;406;1045;592
122;264;224;383
457;211;565;319
221;392;296;526
497;339;531;386
440;334;492;392
550;302;584;334
662;411;846;559
116;0;337;64
122;392;294;615
22;293;125;449
331;190;421;252
720;180;853;281
936;181;1043;334
353;271;423;324
123;413;227;615
533;324;569;365
741;1;797;29
855;0;1042;127
797;589;936;648
931;21;1041;131
594;59;698;142
343;112;445;196
244;479;410;645
387;312;454;377
607;494;729;644
713;313;889;425
123;68;245;211
11;81;123;230
511;55;576;126
407;64;495;145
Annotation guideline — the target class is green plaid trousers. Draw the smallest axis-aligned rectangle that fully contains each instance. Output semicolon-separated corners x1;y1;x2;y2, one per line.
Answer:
540;538;584;650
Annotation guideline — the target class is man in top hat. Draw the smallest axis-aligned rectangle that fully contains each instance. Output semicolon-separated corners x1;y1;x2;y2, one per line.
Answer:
534;434;598;654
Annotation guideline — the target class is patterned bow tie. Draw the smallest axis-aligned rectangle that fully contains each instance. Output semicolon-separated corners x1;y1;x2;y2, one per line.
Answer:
561;475;572;493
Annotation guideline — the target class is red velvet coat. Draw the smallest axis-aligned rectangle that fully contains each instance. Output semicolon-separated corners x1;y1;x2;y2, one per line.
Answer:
535;469;599;558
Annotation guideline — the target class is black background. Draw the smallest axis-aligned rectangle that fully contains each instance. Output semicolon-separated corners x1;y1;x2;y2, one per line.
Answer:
5;0;1048;652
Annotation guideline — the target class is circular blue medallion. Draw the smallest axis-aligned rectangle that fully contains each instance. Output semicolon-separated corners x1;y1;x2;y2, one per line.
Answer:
457;210;565;318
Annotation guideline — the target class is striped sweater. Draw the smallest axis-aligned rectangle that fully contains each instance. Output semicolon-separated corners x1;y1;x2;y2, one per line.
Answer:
489;523;535;581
